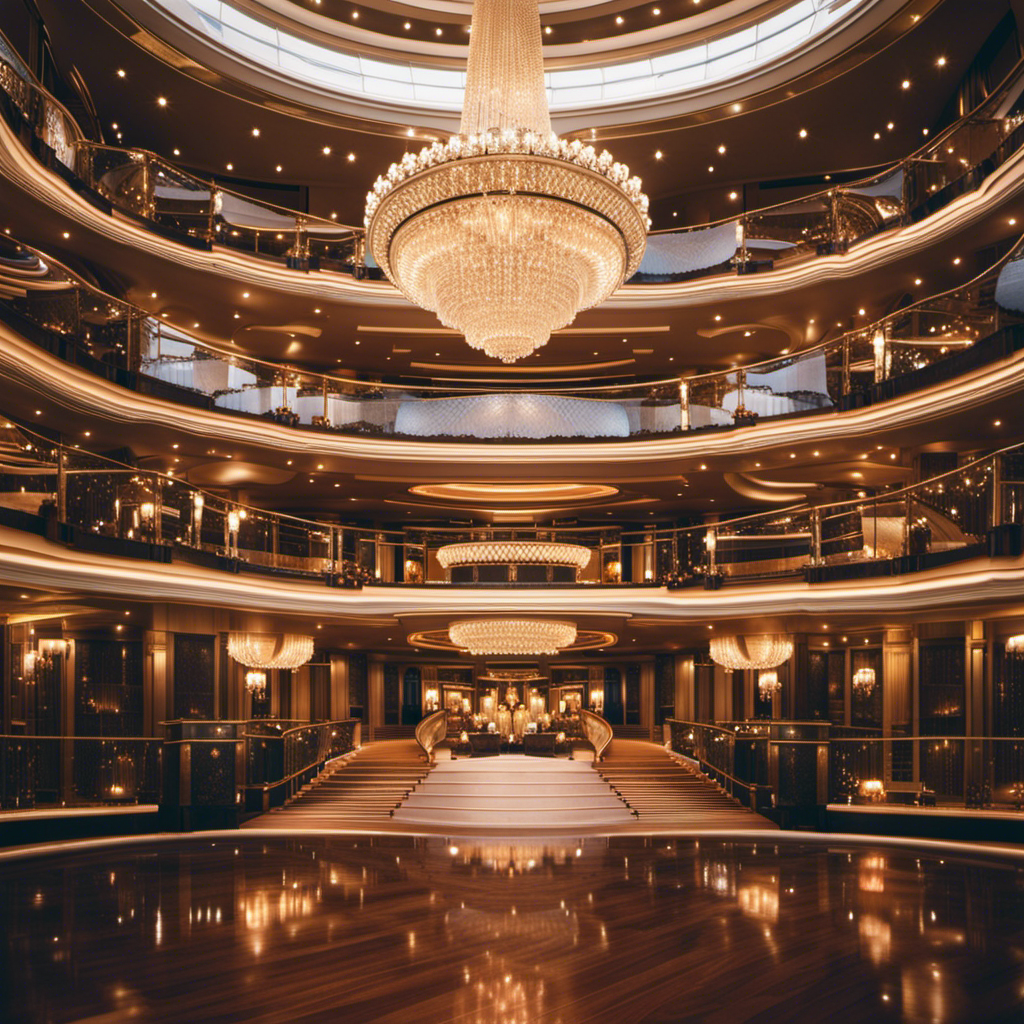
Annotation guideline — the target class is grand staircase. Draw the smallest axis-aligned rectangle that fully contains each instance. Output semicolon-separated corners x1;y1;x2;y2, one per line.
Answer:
246;739;428;831
247;737;776;833
597;739;778;830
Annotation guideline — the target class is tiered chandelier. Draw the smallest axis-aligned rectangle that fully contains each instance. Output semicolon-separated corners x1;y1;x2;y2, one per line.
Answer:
709;634;794;672
364;0;649;363
1006;634;1024;655
852;666;877;697
448;619;577;656
227;632;315;671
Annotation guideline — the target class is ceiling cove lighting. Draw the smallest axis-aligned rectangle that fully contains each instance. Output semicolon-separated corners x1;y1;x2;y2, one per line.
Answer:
227;632;314;670
364;0;648;363
709;634;794;671
448;619;577;655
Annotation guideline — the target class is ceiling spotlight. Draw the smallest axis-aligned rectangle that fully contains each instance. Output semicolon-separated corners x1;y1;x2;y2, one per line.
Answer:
902;79;911;89
717;144;726;154
347;152;356;162
322;146;331;155
435;26;443;35
615;15;624;24
404;21;411;29
729;191;738;200
544;25;552;34
937;56;947;66
655;150;663;160
116;69;126;78
251;127;260;137
157;96;167;107
798;128;808;138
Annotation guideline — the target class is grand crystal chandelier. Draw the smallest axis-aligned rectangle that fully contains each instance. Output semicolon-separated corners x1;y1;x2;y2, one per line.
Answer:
364;0;649;363
448;618;577;655
227;632;315;670
709;634;794;672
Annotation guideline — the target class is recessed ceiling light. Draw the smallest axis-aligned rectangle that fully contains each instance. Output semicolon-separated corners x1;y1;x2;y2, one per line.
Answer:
62;231;69;239
404;22;411;30
937;56;947;66
615;15;624;24
157;96;167;107
225;163;233;171
874;132;881;140
351;10;358;18
116;69;126;78
953;257;961;265
322;146;331;155
544;25;552;34
707;165;714;173
435;26;443;35
901;80;911;89
798;128;808;138
275;164;282;173
655;150;663;160
887;121;895;130
251;127;260;137
652;6;661;14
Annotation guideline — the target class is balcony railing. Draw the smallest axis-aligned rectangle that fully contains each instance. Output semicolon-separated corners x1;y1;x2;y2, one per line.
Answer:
668;720;1024;813
3;227;1024;442
0;31;1023;287
1;420;1023;587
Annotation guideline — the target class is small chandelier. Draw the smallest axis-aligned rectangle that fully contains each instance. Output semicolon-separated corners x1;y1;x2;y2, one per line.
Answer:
227;632;314;670
1006;634;1024;656
709;634;794;672
364;0;648;363
436;540;591;571
448;619;576;656
245;670;267;698
758;670;782;699
852;666;877;697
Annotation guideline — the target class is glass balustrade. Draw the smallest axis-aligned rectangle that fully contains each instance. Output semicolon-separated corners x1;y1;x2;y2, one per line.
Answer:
1;34;1023;287
3;228;1024;442
2;420;1022;587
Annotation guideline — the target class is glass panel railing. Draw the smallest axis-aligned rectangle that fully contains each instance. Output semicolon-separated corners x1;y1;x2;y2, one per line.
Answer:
4;228;1024;443
2;420;1024;588
0;735;162;809
1;34;1023;288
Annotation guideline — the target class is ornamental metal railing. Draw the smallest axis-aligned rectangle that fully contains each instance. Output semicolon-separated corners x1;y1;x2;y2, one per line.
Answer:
2;420;1024;585
0;33;1023;286
3;228;1024;442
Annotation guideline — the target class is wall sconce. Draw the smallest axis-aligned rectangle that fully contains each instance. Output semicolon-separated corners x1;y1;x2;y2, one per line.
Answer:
245;669;267;698
852;667;876;697
589;688;604;713
22;648;37;680
424;687;439;711
37;638;69;668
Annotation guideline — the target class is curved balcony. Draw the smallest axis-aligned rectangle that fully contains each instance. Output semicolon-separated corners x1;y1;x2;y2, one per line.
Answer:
1;421;1022;603
2;231;1024;449
1;38;1023;297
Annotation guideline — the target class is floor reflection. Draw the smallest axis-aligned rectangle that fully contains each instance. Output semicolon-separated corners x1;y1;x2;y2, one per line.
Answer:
1;836;1023;1023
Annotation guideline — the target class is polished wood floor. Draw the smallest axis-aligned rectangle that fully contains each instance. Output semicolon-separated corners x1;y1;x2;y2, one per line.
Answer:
2;835;1023;1023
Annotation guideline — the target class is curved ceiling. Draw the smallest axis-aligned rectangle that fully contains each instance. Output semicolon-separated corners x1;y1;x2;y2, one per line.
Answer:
113;0;919;130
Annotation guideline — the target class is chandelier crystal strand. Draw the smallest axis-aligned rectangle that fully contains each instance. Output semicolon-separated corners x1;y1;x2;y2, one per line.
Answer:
448;619;577;655
709;634;794;671
364;0;648;363
227;632;314;670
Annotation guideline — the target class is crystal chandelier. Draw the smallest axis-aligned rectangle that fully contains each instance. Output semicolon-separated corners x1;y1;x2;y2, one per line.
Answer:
364;0;648;363
709;634;794;672
1007;634;1024;655
852;666;877;697
436;540;591;570
448;618;577;655
245;670;267;698
227;632;314;670
758;670;782;699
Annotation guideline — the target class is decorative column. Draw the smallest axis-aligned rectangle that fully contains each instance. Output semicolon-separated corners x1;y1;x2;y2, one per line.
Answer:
883;626;914;785
675;655;695;722
368;660;385;739
330;653;349;722
143;631;168;737
964;620;987;798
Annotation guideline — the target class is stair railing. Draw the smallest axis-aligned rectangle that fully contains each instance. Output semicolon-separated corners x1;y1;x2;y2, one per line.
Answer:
414;709;447;763
243;718;359;812
581;709;613;762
